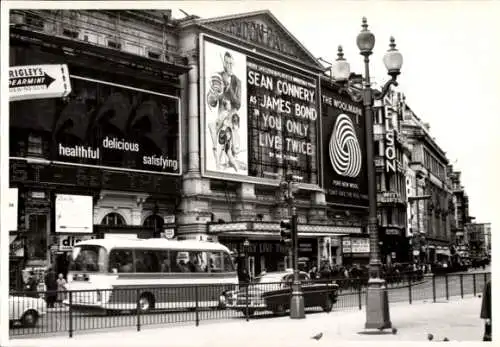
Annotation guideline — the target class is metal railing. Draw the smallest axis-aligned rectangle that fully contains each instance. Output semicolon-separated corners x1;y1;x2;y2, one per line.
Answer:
9;271;490;338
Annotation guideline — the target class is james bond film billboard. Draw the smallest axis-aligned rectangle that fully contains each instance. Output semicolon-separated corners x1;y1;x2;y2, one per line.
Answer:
321;88;368;207
202;36;319;185
10;76;181;175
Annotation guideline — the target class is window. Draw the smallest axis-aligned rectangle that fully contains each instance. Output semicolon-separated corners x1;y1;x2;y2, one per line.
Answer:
70;245;107;272
376;174;382;192
27;134;43;156
384;174;391;191
167;250;234;273
143;215;164;230
387;209;393;225
135;250;160;273
222;252;236;272
108;249;134;273
101;213;126;226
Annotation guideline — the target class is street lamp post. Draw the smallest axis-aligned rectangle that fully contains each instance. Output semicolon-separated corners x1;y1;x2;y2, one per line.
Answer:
280;174;304;319
243;239;250;275
331;17;403;331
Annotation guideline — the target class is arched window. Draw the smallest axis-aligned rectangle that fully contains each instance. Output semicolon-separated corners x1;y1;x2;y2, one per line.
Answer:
101;213;126;226
143;214;164;230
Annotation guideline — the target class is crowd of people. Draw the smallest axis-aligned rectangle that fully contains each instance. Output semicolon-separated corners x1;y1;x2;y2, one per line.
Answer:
23;266;67;307
302;262;428;289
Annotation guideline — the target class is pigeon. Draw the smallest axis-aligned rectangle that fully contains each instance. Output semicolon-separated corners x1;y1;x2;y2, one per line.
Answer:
427;333;434;341
443;337;449;342
311;332;323;340
392;328;398;335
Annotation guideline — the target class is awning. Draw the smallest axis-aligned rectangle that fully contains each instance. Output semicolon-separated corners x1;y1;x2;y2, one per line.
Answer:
209;221;362;238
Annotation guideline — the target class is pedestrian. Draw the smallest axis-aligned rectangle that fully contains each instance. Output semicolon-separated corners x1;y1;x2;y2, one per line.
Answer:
480;280;491;341
56;273;67;306
25;271;38;298
44;266;57;308
238;268;250;289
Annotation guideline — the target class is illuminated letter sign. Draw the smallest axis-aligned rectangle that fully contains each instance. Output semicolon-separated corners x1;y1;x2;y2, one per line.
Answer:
385;130;396;173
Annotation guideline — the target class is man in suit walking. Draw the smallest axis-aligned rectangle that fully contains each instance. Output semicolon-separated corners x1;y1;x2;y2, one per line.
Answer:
480;280;492;341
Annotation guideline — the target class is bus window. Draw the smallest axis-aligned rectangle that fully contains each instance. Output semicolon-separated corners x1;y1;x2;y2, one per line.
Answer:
170;251;208;273
108;249;134;273
155;250;171;273
207;252;223;273
222;252;235;272
135;250;160;273
70;245;107;272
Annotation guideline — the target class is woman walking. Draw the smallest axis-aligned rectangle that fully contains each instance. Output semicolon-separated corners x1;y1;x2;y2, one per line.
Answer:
56;273;67;307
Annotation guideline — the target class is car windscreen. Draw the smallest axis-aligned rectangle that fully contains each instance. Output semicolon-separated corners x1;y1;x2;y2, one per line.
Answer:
69;245;107;272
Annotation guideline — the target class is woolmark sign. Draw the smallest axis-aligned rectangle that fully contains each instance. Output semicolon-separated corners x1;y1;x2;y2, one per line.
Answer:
9;64;71;101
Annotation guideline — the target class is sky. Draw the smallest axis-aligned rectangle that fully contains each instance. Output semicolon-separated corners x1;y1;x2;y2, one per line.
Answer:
165;0;500;230
2;0;499;229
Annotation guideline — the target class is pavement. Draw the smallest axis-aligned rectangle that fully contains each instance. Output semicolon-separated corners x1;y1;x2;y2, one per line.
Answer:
7;295;486;347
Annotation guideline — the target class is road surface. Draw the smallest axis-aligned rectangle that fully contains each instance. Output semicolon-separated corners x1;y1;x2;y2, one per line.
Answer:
10;271;489;338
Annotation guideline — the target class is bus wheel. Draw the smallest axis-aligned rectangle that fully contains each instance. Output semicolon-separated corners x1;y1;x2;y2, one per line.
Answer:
139;293;155;312
21;310;38;328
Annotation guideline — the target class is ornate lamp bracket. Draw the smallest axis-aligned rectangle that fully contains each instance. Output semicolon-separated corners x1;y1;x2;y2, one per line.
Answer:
373;77;399;101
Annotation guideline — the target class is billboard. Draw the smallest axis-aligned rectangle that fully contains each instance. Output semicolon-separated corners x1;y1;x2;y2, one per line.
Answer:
7;188;19;232
201;36;320;185
321;87;368;207
10;76;181;175
9;64;72;102
55;194;93;233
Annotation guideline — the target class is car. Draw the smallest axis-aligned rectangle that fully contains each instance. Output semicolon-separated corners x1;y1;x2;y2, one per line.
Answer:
223;269;338;316
9;294;47;327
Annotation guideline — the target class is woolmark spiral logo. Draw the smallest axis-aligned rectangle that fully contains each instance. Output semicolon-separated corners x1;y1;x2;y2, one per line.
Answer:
329;114;362;178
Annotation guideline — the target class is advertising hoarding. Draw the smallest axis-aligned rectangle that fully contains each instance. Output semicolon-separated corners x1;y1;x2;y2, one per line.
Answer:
57;235;96;251
321;87;368;206
55;194;93;233
10;76;181;176
201;36;320;185
342;237;370;253
9;64;72;102
7;188;19;232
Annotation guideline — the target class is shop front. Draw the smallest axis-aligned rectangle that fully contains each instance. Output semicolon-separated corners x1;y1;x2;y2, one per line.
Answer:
211;221;362;278
379;227;410;264
426;238;450;264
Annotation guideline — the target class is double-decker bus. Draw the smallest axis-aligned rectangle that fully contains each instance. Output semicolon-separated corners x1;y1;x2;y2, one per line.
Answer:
64;238;237;313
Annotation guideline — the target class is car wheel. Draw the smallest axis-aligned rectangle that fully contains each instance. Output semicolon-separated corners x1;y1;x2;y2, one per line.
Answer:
322;296;334;313
138;293;155;312
21;310;38;328
244;308;255;316
272;303;286;316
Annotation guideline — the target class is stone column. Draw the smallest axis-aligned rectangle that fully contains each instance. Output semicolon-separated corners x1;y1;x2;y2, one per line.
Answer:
308;191;328;224
177;50;212;238
186;51;200;175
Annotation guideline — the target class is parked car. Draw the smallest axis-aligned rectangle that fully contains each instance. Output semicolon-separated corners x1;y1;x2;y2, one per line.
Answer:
223;270;338;316
9;294;47;327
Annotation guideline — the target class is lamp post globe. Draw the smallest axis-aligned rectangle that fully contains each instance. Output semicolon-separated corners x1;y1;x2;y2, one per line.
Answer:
332;45;351;82
356;17;375;56
383;37;403;77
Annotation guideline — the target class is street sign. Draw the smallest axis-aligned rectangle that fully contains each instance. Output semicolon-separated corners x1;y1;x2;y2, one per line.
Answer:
9;64;72;101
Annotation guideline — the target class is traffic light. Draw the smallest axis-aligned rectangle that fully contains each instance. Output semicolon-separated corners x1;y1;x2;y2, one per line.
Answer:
280;219;293;246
